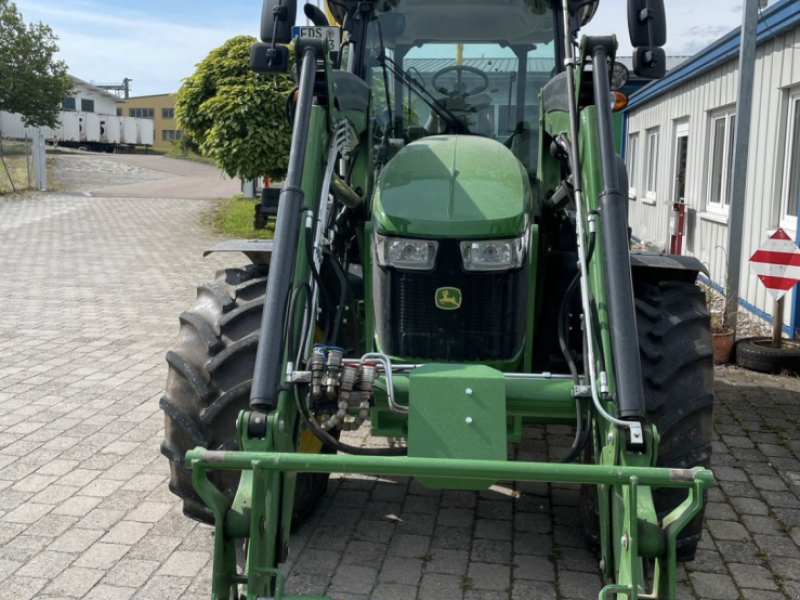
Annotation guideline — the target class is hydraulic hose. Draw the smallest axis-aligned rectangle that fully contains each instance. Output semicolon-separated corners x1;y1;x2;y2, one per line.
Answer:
304;217;331;342
322;248;349;347
294;383;407;456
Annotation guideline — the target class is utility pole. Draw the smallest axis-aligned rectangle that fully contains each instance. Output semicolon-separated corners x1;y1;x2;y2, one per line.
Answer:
725;0;762;336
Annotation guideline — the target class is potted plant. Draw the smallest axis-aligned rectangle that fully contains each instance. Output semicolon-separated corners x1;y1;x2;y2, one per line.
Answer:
707;285;735;365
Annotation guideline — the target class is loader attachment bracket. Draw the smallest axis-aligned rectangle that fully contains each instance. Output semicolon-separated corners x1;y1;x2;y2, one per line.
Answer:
187;431;714;600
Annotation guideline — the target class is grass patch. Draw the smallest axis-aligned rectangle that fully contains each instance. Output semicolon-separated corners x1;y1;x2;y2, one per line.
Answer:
165;147;216;166
208;195;274;240
0;154;31;194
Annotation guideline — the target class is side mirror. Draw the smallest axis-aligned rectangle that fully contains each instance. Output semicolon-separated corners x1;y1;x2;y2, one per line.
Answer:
627;0;666;48
628;0;667;79
251;43;290;74
632;47;666;79
304;3;330;27
377;13;407;39
261;0;297;44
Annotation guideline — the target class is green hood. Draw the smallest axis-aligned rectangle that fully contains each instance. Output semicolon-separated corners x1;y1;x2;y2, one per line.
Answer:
373;135;531;238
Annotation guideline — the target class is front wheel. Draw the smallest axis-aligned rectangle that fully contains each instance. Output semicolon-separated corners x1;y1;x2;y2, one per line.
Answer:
160;265;334;525
581;276;714;562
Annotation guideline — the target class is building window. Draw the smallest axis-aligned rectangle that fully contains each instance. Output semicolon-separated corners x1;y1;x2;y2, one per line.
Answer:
162;107;175;119
706;111;736;214
162;130;183;141
627;133;639;196
81;99;95;113
645;128;660;197
62;97;76;111
780;92;800;230
116;108;122;116
130;108;155;119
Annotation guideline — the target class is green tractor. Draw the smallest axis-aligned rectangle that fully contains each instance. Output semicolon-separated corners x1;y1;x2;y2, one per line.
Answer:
160;0;715;598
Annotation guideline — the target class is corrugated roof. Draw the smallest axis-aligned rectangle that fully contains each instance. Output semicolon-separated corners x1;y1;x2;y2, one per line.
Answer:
628;0;800;109
404;57;555;74
404;56;689;76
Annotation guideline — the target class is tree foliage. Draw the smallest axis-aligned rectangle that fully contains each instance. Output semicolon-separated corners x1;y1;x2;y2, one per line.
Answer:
0;0;72;128
176;35;295;181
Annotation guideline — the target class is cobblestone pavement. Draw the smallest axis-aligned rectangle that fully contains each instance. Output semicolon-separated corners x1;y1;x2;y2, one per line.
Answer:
1;158;800;599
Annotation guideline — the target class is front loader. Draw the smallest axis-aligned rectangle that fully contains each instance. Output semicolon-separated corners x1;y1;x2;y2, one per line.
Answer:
160;1;716;598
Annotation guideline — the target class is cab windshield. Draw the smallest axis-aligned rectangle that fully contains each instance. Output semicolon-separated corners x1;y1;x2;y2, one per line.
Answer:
364;0;557;172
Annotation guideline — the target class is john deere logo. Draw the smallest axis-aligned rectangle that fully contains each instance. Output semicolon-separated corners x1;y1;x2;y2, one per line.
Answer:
435;287;462;310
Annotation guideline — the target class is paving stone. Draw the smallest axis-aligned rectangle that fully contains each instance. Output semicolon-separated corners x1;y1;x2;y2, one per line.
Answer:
378;557;422;585
472;538;513;566
42;566;103;597
708;519;750;541
49;528;104;553
513;554;555;582
157;550;209;577
689;572;740;600
388;534;430;558
728;563;779;591
425;549;469;575
418;573;464;600
557;571;602;599
328;564;377;594
468;562;510;590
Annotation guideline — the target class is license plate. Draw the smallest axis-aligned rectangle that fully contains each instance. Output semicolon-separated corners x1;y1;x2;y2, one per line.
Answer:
292;26;341;53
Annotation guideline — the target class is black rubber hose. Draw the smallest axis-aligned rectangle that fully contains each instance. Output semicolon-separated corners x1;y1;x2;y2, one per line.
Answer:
304;219;331;342
557;230;596;385
286;282;312;369
294;384;408;456
556;229;597;463
322;248;349;346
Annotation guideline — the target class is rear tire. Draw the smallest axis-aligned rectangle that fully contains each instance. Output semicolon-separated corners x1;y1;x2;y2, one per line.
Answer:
160;264;333;525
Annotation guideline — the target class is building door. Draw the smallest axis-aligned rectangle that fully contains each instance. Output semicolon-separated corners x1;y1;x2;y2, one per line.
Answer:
670;122;690;254
673;123;689;204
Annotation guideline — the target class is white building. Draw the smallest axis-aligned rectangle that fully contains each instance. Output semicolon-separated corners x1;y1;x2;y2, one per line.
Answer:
624;0;800;336
62;76;122;116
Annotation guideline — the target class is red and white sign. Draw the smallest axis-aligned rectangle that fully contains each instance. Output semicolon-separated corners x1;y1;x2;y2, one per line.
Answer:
749;229;800;300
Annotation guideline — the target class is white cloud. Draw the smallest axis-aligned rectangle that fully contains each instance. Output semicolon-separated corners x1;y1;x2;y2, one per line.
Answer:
16;0;748;94
15;0;257;95
583;0;744;57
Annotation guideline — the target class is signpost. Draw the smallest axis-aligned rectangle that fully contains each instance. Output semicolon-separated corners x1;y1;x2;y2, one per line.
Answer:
749;229;800;348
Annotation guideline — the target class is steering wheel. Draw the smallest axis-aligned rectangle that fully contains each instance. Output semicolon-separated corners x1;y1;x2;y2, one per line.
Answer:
431;65;490;98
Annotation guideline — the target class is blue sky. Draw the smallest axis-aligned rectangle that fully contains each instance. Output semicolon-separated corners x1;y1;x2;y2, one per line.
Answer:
14;0;746;96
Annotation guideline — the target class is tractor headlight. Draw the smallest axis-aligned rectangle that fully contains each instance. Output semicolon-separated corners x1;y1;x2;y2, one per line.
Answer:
460;236;527;272
376;235;438;271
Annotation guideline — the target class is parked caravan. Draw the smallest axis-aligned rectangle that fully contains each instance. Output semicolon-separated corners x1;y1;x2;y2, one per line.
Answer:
121;117;138;145
137;118;154;146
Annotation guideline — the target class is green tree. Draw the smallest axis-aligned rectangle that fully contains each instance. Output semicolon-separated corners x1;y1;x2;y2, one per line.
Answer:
176;35;295;181
0;0;72;128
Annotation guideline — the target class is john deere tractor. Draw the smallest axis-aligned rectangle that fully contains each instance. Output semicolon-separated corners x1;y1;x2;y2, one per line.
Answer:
160;1;715;598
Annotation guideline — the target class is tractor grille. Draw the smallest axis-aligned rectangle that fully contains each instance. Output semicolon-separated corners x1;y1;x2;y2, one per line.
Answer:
373;241;527;362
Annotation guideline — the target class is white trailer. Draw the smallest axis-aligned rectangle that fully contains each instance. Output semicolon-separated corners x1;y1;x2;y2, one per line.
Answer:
137;118;154;146
79;112;101;142
100;116;120;144
0;111;27;139
120;117;138;145
57;112;81;143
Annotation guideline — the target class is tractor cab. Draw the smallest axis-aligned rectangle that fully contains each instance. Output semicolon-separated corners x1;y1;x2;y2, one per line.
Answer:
363;0;559;173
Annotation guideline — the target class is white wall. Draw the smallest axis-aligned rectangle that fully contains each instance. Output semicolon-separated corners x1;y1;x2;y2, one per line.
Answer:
66;81;119;116
626;26;800;326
